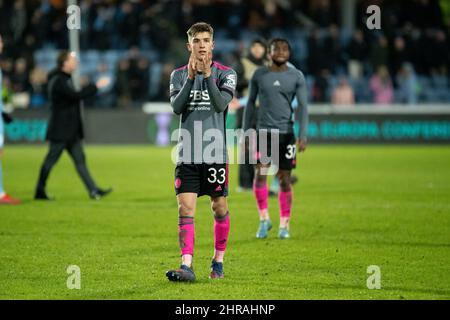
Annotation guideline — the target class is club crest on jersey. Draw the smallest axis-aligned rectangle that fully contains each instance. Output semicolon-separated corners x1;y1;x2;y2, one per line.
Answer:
175;178;182;189
223;74;236;89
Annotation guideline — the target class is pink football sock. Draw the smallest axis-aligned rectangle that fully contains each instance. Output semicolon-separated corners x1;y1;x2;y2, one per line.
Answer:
214;212;230;262
253;181;269;220
179;216;195;257
279;190;293;227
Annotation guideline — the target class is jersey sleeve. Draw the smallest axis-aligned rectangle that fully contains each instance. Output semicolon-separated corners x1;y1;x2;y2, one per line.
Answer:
169;69;184;98
295;70;309;140
169;68;194;115
218;69;237;98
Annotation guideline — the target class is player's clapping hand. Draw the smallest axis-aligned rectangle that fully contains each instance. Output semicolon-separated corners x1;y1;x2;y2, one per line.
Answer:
188;53;197;80
201;52;212;78
96;76;111;89
297;138;307;152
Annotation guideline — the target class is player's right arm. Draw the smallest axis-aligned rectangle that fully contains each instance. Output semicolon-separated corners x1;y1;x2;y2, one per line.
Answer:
295;70;309;152
170;55;196;115
242;69;259;132
56;76;97;102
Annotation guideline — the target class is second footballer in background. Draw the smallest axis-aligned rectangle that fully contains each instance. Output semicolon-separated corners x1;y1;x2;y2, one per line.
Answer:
244;38;309;240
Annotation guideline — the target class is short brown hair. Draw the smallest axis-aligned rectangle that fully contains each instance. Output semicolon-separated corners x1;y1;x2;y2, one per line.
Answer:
57;50;70;69
186;22;213;41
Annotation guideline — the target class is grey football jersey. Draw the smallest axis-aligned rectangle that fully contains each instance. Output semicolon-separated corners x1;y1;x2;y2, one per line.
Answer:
244;65;308;139
170;61;237;164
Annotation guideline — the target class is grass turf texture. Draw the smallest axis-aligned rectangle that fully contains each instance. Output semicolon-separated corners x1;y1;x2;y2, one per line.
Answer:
0;145;449;300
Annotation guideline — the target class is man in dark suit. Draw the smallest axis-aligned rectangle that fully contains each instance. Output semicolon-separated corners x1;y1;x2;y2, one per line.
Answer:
35;51;112;200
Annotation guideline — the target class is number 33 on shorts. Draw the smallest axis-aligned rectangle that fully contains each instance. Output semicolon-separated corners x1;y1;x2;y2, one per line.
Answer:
205;164;228;197
207;167;226;184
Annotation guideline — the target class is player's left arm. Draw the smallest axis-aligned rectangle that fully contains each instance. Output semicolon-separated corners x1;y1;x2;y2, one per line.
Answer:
203;59;236;113
295;71;309;152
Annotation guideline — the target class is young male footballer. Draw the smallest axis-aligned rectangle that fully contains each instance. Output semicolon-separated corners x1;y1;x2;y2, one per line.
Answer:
166;22;237;282
243;38;309;239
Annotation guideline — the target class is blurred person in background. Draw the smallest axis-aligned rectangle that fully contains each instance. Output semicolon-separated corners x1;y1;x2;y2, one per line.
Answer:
34;51;113;201
396;62;418;105
312;68;332;103
29;67;48;108
154;62;175;102
369;34;389;72
369;65;394;104
127;48;150;106
390;36;412;75
93;62;115;108
332;76;355;105
115;58;131;108
345;29;367;80
235;38;267;193
0;34;21;205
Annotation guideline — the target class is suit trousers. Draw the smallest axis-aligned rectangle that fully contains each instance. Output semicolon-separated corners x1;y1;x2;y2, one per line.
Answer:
36;139;97;193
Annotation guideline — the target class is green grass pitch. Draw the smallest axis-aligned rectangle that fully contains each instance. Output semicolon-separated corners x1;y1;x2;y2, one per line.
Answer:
0;144;449;299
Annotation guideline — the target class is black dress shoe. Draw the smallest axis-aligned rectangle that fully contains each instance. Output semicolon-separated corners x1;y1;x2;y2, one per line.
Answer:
34;191;54;200
290;175;299;185
90;188;113;200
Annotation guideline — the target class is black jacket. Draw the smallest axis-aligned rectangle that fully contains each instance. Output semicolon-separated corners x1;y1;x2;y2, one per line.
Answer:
46;70;97;141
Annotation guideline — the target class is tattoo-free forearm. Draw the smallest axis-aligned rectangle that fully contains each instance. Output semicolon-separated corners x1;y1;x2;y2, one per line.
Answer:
296;84;309;140
170;78;194;115
205;76;232;113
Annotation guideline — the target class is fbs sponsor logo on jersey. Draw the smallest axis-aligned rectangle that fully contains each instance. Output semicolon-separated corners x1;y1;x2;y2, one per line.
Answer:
273;80;281;86
188;90;211;111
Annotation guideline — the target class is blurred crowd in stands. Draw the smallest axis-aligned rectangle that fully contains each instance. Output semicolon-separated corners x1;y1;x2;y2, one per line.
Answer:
0;0;449;110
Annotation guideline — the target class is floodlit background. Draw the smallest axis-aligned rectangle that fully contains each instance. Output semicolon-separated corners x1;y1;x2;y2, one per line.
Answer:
0;0;449;300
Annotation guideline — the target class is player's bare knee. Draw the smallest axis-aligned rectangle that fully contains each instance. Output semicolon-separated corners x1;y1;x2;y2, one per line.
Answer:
211;199;228;216
178;202;195;216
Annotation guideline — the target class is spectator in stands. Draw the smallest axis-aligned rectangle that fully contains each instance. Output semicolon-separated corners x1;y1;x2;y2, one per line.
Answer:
369;65;394;104
395;63;418;105
313;68;332;103
115;58;131;108
11;58;30;94
29;67;47;108
369;35;389;72
94;62;115;108
91;4;114;50
430;30;449;75
310;0;336;27
391;36;412;75
0;0;449;108
346;29;367;80
115;1;140;49
324;24;343;73
236;38;268;192
154;62;175;102
332;76;355;105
